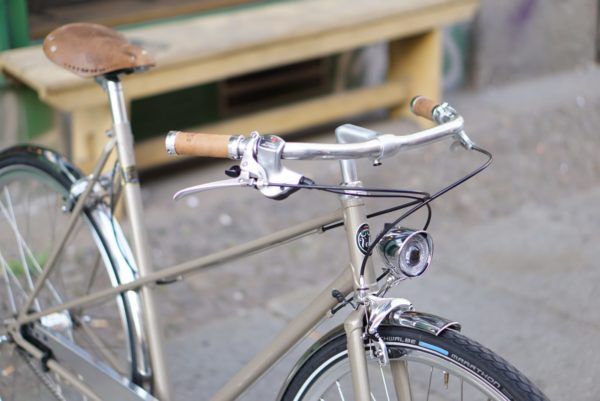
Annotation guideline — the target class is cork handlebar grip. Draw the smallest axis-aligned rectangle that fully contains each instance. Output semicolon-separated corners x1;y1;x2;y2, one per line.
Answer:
165;131;232;158
410;96;440;122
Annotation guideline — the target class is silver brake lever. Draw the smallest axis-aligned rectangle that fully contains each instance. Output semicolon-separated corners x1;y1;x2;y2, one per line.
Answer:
173;178;255;201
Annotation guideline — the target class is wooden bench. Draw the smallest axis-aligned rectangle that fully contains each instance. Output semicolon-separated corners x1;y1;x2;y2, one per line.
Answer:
0;0;478;171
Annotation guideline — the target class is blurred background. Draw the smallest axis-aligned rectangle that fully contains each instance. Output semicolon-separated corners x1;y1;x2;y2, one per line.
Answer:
1;1;599;400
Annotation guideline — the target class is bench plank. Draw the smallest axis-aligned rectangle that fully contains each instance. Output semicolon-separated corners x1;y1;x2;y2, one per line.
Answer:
1;0;477;111
0;0;478;171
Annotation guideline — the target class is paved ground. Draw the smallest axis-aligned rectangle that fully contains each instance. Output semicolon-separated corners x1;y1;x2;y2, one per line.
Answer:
126;63;600;401
2;64;597;400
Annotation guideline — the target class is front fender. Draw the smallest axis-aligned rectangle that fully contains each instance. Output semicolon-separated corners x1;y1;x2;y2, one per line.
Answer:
276;310;460;401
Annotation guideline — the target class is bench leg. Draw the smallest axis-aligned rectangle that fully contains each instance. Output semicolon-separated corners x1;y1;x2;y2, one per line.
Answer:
71;105;115;174
387;29;442;127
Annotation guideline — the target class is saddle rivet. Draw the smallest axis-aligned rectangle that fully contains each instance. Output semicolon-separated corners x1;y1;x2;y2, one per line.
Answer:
50;45;57;52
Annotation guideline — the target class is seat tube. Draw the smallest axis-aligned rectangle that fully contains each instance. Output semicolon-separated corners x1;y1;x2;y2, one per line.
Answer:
105;77;172;401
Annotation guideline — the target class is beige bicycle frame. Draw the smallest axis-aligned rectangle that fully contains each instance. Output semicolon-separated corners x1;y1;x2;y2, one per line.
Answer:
13;76;386;401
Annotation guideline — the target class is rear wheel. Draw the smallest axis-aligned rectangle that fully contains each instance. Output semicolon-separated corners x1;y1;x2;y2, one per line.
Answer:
282;325;549;401
0;147;147;400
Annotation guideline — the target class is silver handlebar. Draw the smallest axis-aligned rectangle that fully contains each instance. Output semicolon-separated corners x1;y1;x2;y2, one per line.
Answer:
227;112;471;162
173;103;474;200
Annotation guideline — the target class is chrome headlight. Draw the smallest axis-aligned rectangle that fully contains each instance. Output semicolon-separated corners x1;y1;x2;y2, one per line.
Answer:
378;228;433;277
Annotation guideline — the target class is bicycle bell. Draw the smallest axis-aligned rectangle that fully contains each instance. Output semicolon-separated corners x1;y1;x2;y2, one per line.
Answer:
377;227;433;277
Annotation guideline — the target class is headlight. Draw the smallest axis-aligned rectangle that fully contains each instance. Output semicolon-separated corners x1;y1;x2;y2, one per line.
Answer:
378;228;433;277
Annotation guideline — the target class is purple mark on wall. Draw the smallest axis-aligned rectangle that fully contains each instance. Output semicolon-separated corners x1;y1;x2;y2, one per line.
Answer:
510;0;537;27
507;0;537;46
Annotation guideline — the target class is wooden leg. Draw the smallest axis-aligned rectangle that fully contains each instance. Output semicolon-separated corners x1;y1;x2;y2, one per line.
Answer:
71;105;114;174
388;29;442;127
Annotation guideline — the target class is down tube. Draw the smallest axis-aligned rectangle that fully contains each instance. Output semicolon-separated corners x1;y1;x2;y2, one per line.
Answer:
209;267;354;401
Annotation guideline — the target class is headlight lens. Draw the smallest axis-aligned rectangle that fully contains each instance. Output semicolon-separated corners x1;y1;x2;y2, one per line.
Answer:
378;228;433;277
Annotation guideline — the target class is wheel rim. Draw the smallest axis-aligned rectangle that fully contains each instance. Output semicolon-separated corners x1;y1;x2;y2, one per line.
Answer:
0;165;133;400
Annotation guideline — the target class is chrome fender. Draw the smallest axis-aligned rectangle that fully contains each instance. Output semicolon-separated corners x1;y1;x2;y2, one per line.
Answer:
276;310;460;401
0;145;151;382
388;310;461;336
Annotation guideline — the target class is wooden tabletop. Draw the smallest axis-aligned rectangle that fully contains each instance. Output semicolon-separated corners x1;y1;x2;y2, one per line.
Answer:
0;0;478;111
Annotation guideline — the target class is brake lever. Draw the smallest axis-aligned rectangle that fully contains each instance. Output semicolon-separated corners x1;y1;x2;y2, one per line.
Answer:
173;177;255;201
173;131;305;201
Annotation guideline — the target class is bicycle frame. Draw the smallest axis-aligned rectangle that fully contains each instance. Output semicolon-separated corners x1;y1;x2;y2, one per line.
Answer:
8;76;392;401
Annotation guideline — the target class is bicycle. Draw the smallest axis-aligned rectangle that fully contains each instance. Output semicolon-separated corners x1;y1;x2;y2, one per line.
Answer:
0;23;549;401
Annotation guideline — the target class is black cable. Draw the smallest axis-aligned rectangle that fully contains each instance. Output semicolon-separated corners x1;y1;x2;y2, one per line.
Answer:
358;145;493;278
267;183;432;231
271;146;491;281
268;182;430;198
330;270;392;314
321;198;432;232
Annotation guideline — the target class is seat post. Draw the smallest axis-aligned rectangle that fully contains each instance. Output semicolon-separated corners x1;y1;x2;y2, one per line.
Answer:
102;75;173;401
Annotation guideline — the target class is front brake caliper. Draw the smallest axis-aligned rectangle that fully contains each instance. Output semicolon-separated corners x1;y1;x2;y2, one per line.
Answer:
365;295;413;366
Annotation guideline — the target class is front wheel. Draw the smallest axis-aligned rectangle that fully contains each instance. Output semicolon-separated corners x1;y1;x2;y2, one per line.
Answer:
282;325;549;401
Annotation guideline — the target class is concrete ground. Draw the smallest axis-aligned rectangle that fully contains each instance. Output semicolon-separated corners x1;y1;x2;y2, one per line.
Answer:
128;62;600;401
1;63;596;400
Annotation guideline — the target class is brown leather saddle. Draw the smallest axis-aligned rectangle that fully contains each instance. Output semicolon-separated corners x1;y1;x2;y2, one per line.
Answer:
43;23;155;78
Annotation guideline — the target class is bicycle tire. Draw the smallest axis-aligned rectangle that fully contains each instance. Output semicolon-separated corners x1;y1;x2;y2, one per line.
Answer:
281;325;549;401
0;145;150;400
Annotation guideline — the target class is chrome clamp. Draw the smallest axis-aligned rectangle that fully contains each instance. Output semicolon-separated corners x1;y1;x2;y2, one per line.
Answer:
365;295;414;335
433;103;476;150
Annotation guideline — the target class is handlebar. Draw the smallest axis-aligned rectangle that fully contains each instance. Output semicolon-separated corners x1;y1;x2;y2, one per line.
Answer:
165;131;232;158
165;97;470;161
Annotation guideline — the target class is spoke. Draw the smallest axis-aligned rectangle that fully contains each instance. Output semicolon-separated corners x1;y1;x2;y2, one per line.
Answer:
425;366;433;401
1;252;28;302
84;254;102;296
1;188;39;311
73;314;125;374
0;189;63;304
47;192;59;249
460;378;464;401
335;380;346;401
370;393;376;401
379;365;391;401
0;251;17;315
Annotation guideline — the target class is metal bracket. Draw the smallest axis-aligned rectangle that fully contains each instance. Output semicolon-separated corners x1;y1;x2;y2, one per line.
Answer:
63;175;112;212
